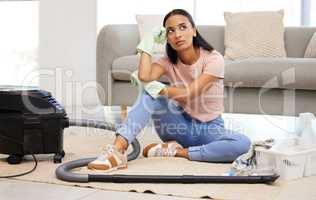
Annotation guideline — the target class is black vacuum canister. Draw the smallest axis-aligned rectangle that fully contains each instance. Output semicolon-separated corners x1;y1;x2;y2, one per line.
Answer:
0;86;69;164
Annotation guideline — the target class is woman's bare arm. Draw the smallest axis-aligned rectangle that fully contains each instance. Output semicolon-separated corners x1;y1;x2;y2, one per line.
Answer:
160;73;219;104
138;53;167;82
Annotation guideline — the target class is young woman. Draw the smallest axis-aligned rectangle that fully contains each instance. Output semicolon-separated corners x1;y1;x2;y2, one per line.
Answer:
88;9;251;171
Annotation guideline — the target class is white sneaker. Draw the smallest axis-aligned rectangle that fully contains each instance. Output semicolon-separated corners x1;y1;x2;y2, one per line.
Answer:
142;141;182;157
88;144;127;171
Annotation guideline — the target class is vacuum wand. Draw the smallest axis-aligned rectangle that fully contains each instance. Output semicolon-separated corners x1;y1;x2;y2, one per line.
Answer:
55;157;279;184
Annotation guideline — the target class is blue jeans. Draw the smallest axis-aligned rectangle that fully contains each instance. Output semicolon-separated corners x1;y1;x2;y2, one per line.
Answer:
116;90;251;162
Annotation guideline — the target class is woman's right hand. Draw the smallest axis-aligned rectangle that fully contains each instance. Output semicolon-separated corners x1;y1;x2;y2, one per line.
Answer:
136;26;166;56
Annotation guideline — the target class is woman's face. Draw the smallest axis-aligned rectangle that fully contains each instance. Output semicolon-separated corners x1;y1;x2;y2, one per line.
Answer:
165;14;196;52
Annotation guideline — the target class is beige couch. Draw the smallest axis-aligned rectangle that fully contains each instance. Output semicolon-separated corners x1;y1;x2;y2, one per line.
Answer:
96;25;316;116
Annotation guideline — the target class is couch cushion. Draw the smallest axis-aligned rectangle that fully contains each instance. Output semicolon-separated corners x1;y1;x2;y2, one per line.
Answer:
224;10;286;60
304;32;316;58
224;58;316;90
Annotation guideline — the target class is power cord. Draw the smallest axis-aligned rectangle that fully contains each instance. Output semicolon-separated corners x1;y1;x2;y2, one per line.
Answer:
0;134;38;178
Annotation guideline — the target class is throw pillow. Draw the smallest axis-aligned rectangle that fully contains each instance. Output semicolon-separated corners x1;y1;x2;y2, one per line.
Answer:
135;14;165;54
304;32;316;58
224;10;287;60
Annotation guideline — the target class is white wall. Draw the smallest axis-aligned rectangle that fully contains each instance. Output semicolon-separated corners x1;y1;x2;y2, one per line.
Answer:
39;0;99;107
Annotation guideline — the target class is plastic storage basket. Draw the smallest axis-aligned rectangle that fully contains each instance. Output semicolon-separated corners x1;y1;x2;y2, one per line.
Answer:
255;147;316;180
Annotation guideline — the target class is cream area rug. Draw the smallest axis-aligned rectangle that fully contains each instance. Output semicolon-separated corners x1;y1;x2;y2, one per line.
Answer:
1;120;316;199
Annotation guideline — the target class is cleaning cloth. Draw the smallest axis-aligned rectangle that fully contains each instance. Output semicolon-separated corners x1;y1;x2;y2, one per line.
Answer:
226;139;275;176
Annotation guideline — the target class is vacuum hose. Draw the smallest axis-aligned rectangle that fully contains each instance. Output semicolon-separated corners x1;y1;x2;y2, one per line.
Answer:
56;119;279;184
55;157;279;183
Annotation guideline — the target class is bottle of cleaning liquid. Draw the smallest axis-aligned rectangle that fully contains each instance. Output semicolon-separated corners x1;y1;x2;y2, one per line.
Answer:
296;113;314;136
297;113;316;150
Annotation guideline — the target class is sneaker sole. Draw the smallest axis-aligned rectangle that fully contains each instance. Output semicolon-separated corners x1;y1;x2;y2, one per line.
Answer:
87;163;128;172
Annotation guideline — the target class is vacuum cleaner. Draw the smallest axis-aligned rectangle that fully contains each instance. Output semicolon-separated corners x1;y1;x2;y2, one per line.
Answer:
0;86;140;164
0;86;68;164
0;86;279;183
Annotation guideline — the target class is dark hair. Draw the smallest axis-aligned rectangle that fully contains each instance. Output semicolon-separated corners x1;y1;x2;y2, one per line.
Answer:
163;9;214;64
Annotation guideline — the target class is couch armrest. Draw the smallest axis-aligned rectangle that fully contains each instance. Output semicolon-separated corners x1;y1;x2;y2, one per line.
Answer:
97;24;139;105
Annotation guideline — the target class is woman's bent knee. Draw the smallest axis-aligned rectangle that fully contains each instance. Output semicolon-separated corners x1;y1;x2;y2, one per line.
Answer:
233;135;251;157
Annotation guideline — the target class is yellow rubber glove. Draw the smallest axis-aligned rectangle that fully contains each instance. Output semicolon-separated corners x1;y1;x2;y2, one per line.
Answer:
136;26;166;56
